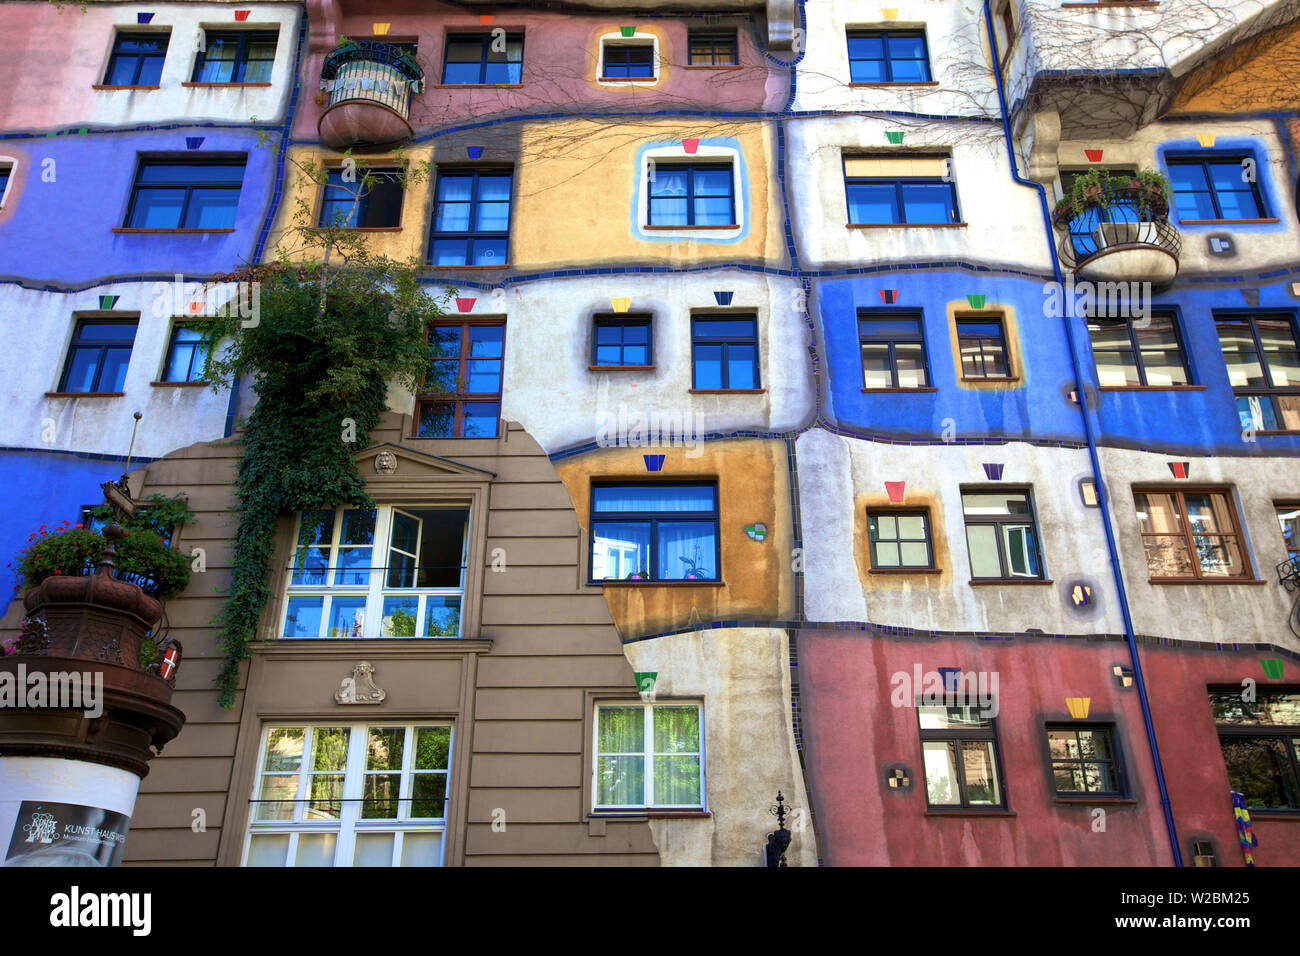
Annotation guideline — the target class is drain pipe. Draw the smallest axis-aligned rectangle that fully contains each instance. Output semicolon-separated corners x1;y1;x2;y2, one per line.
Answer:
981;1;1182;865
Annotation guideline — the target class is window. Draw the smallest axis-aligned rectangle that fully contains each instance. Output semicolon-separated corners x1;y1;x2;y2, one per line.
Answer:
161;325;209;382
192;30;277;83
1216;313;1300;432
125;159;245;229
1047;725;1124;796
318;167;404;228
688;31;737;66
104;33;168;86
1167;155;1267;221
918;701;1004;808
1277;504;1300;564
647;163;736;227
957;318;1011;379
0;161;12;208
1087;313;1190;387
590;483;719;582
601;42;654;79
282;505;468;639
1211;689;1300;810
962;488;1044;580
868;511;934;570
844;155;958;225
592;316;652;368
77;506;111;534
846;30;931;83
859;312;929;388
244;723;452;866
441;33;523;84
416;322;504;438
594;703;704;810
429;169;511;266
1133;489;1250;580
58;319;136;393
691;315;759;389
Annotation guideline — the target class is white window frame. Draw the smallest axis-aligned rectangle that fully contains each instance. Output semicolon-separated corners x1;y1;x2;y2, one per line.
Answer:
592;701;706;811
242;722;453;867
637;144;744;240
281;503;469;639
596;31;660;86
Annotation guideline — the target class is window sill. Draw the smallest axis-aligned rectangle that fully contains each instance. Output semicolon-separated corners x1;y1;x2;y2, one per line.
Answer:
1146;577;1267;585
589;365;656;372
1098;385;1204;391
1054;795;1136;805
181;81;273;88
684;64;741;70
112;227;236;234
644;224;739;231
849;81;940;87
924;808;1016;817
588;810;710;818
595;579;726;587
1177;218;1279;225
45;391;124;398
848;222;968;229
1254;430;1300;436
92;84;161;91
598;76;659;83
689;388;764;394
308;226;404;232
960;376;1021;384
870;567;942;575
431;83;525;89
425;264;509;271
969;578;1053;586
862;386;938;393
150;380;209;388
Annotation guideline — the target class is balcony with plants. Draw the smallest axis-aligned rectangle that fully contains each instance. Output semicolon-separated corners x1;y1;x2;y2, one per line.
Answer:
1053;169;1182;286
317;39;425;150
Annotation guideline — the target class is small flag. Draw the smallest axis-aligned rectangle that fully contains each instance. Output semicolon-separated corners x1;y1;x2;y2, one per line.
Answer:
682;138;699;154
611;297;631;313
137;12;154;23
98;295;119;310
713;291;734;306
186;136;204;150
1260;658;1284;679
982;462;1004;480
1168;461;1188;479
234;9;250;20
885;130;905;144
1197;133;1216;148
1240;288;1260;306
1066;697;1091;719
373;22;391;35
885;480;905;503
644;454;665;472
879;289;899;304
467;146;483;159
620;26;637;37
966;294;986;309
160;643;181;680
1084;148;1103;162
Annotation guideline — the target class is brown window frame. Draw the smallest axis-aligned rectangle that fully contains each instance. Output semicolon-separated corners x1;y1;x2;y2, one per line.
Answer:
1276;501;1300;566
414;319;505;439
1132;486;1253;582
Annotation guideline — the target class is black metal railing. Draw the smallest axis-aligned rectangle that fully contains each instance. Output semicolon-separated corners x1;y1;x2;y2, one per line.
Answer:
320;40;423;118
1056;184;1182;271
35;561;163;600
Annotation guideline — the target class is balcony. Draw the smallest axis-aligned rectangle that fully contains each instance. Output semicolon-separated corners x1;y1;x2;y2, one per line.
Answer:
1055;183;1182;287
318;40;424;150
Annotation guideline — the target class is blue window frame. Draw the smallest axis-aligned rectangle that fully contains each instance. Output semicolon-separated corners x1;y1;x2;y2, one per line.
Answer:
590;483;719;582
104;32;168;85
162;325;210;383
593;317;652;367
59;319;137;393
441;33;523;84
1167;155;1267;221
846;172;958;225
602;43;654;79
318;167;404;228
859;312;930;388
0;163;10;204
691;316;759;389
192;31;277;83
648;163;736;227
429;169;512;266
847;30;931;83
125;159;245;229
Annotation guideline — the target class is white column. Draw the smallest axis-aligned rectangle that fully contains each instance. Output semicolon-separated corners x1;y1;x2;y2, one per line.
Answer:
0;756;139;866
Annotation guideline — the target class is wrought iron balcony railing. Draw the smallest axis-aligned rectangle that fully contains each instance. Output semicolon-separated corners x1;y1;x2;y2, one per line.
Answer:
1055;184;1182;273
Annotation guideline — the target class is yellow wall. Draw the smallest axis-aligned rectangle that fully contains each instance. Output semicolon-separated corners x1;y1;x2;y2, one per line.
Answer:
1169;21;1300;113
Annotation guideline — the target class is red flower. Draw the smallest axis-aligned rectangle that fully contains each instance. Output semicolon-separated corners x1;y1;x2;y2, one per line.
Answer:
74;524;83;530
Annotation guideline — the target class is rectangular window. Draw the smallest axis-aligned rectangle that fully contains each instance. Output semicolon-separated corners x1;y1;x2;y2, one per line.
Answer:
1087;312;1190;387
125;159;245;229
594;703;704;809
1133;489;1250;580
429;169;511;266
602;42;654;79
1211;689;1300;810
192;30;278;83
691;315;759;389
416;321;504;438
867;511;933;570
962;488;1044;580
957;318;1011;379
688;31;738;66
282;505;468;639
590;483;719;582
844;155;957;225
859;312;929;388
244;723;452;866
846;30;931;83
592;316;652;368
318;167;404;228
58;319;137;393
1167;155;1267;221
1047;725;1123;795
0;162;11;206
104;32;168;85
918;701;1004;808
161;325;209;383
648;163;736;227
1277;503;1300;564
441;33;523;85
1216;313;1300;433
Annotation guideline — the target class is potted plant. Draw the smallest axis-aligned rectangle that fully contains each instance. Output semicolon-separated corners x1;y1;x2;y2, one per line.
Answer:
680;551;708;580
626;567;650;581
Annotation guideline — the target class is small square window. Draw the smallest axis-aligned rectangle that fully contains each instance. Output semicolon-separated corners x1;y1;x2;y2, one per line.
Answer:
592;316;652;368
688;31;737;66
594;703;704;810
962;488;1044;581
1046;724;1125;796
429;168;512;267
859;312;929;388
867;510;934;569
441;33;523;85
104;32;168;86
956;318;1011;379
917;701;1004;808
691;315;758;390
846;30;931;83
162;325;210;382
318;167;404;228
58;318;137;393
193;30;278;84
647;163;736;228
602;42;655;79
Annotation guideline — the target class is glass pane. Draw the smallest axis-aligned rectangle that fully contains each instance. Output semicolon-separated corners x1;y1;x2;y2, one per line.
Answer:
367;727;405;771
693;318;755;339
246;833;290;866
264;728;304;772
1003;524;1040;577
380;595;419;637
362;773;401;819
255;774;297;821
1054;765;1084;792
873;514;898;540
307;774;344;820
423;596;461;637
898;515;926;539
847;183;899;224
283;596;324;637
921;740;959;805
1214;189;1260;220
654;706;700;753
1223;353;1266;387
442;62;482;84
1139;350;1189;386
895;343;927;387
599;707;645;753
461;402;499;436
726;344;758;389
400;832;443;866
694;195;733;225
654;756;701;805
335;545;371;586
962;491;1030;516
415;728;451;770
597;755;645;806
291;547;328;585
693;167;733;196
900;542;929;566
657;521;716;580
313;728;350;771
98;348;132;391
468;325;504;356
966;524;1001;578
186;188;240;228
417;403;455;437
129;188;185;228
1191;534;1246;577
888;35;927;59
962;740;1000;804
693;343;722;387
466;359;501;393
62;349;98;392
592;485;716;512
294;832;336;866
353;833;395;866
1184;493;1232;534
918;704;993;730
1258;318;1300;351
874;542;900;566
326;596;366;638
1047;730;1074;759
410;775;448;818
1220;736;1300;809
901;183;953;223
1087;761;1118;793
297;510;335;546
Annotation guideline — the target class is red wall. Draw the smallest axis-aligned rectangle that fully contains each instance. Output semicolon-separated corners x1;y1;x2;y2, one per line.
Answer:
799;631;1298;866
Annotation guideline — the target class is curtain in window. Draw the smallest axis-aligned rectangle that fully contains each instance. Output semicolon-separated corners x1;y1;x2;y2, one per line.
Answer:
653;708;701;805
592;486;714;512
657;522;716;579
596;708;645;806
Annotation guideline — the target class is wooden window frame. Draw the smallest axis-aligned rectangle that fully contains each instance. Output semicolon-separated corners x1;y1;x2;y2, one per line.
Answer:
1132;486;1253;582
415;319;505;439
192;29;279;84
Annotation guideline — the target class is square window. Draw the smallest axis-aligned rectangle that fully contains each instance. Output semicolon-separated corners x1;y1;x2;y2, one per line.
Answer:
192;30;278;83
602;42;655;79
1167;155;1267;221
917;701;1004;808
1133;488;1251;580
1216;313;1300;432
104;32;169;86
162;324;210;382
846;30;932;83
687;31;738;66
859;312;929;388
962;488;1044;580
318;167;404;228
648;163;736;228
956;318;1011;379
125;159;245;229
441;33;523;85
1087;312;1190;387
416;321;504;438
1211;689;1300;810
592;316;652;368
429;169;512;266
844;155;958;225
58;318;137;393
691;315;758;389
594;703;704;809
590;483;719;582
1046;724;1124;795
868;510;934;569
0;161;13;208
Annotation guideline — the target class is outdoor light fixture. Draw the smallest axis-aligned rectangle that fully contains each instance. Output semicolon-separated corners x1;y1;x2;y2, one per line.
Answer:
765;791;792;867
1112;664;1134;688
